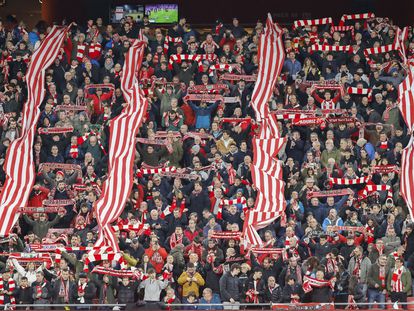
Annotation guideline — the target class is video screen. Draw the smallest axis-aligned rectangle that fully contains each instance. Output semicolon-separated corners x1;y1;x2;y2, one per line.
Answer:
110;5;145;23
145;4;178;24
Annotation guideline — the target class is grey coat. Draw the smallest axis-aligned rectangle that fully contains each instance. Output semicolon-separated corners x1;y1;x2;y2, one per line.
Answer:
348;256;372;284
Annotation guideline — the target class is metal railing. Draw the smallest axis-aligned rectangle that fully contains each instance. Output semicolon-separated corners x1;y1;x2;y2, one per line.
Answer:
1;301;413;310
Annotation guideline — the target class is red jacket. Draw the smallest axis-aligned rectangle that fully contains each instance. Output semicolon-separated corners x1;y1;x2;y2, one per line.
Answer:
219;37;236;50
86;90;113;115
28;186;50;207
184;228;202;243
145;247;168;274
181;103;195;127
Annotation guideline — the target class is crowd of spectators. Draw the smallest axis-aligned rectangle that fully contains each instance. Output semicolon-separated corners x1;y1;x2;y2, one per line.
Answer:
0;11;413;310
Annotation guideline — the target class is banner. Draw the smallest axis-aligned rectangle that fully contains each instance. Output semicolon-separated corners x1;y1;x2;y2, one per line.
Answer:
55;105;88;112
18;206;66;214
39;162;82;179
92;266;142;279
42;199;76;206
271;303;334;310
38;127;74;134
187;84;229;94
326;226;365;233
307;189;353;199
219;74;257;82
183;93;224;103
210;231;242;240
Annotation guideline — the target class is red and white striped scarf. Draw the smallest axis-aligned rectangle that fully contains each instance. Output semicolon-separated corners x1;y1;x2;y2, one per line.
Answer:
168;54;218;72
84;249;127;272
55;246;95;263
379;265;386;288
69;144;79;159
339;12;375;26
92;266;141;279
169;233;183;250
246;286;260;303
0;278;15;305
311;44;353;52
160;197;186;219
321;99;336;110
383;104;397;122
208;63;233;77
347;295;358;310
77;281;87;303
364;44;400;67
227;165;237;185
217;197;246;219
391;267;404;292
365;224;375;244
76;43;87;62
329;176;370;186
302;275;335;293
112;223;148;235
58;277;70;303
88;42;101;59
326;256;339;274
137;166;176;175
331;25;355;38
293;17;333;29
358;183;392;201
347;87;373;101
353;257;362;279
163;36;183;54
35;281;46;301
210;231;242;240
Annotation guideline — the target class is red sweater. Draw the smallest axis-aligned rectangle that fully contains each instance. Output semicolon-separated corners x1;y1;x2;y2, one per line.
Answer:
28;186;50;207
86;90;113;115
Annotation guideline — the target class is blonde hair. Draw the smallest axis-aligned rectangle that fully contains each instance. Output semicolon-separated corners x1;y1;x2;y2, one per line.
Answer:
241;263;251;271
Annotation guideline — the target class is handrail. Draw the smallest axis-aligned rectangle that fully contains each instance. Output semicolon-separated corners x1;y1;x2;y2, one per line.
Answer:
1;301;413;307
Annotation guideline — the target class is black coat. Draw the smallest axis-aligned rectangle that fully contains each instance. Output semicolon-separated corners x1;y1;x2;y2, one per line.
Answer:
310;286;332;303
189;191;211;218
117;281;139;304
286;138;305;165
203;262;221;294
245;278;266;302
74;281;97;304
51;279;77;304
219;272;241;302
14;286;33;305
281;284;304;303
31;280;52;304
264;285;282;303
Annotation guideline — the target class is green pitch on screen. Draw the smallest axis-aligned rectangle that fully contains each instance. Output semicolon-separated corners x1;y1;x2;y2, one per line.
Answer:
149;9;178;23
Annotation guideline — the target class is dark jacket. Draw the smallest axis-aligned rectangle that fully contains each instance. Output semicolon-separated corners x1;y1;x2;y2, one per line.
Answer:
219;272;241;302
31;280;52;305
281;284;304;302
310;286;332;303
51;279;77;304
264;285;282;303
74;281;96;304
14;286;33;305
116;281;139;304
23;215;61;239
189;190;211;218
367;263;389;290
244;277;266;302
93;275;118;304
